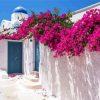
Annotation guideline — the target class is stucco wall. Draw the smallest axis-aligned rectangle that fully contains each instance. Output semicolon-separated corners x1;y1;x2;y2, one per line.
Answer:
39;44;100;100
0;40;7;71
23;39;35;74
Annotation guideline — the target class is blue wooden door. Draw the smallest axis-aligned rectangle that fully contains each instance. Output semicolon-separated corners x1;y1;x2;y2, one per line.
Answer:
35;41;40;71
8;42;22;74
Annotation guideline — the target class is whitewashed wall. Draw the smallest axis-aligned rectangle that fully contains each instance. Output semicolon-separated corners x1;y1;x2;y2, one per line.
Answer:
39;44;58;96
39;44;100;100
23;39;35;74
0;40;7;71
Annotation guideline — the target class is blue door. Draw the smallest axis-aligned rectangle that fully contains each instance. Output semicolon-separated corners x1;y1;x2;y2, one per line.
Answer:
8;42;22;74
35;41;40;71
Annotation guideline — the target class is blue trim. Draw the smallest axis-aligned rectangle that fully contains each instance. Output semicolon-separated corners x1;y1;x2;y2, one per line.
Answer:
35;41;40;71
13;7;28;14
13;10;28;14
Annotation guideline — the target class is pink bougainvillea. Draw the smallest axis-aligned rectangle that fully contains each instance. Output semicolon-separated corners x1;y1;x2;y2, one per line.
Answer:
0;9;100;58
71;9;100;56
53;9;100;57
39;23;63;51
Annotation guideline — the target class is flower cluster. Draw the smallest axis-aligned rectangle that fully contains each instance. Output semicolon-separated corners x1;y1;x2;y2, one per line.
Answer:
70;9;100;56
39;23;63;51
31;11;73;56
14;14;37;39
0;9;100;58
86;9;100;51
52;9;100;57
0;14;37;40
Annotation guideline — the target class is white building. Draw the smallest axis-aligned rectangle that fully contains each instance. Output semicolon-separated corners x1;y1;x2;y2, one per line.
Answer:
0;2;100;99
0;7;40;74
0;6;28;34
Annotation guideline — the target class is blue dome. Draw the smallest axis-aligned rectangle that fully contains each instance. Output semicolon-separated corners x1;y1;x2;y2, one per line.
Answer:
13;7;28;14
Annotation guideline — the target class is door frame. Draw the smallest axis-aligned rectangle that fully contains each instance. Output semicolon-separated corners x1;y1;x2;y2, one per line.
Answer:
35;40;40;71
7;40;24;74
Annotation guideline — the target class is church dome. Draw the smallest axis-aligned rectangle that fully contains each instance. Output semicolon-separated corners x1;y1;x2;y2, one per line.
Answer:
13;6;28;14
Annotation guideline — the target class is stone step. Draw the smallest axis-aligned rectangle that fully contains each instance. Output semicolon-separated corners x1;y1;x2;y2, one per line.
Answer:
24;75;39;82
19;78;41;89
31;71;39;78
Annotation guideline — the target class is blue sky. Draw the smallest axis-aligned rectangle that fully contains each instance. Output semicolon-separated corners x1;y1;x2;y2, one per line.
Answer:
0;0;99;22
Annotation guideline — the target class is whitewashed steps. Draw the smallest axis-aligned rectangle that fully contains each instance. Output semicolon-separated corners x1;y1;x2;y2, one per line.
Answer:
20;75;41;89
24;75;39;82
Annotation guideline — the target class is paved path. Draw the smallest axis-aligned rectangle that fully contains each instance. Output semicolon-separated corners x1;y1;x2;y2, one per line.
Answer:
0;76;57;100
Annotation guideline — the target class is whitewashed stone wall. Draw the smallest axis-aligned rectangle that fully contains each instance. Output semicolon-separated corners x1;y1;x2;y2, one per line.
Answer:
0;40;7;71
39;44;100;100
23;39;35;74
